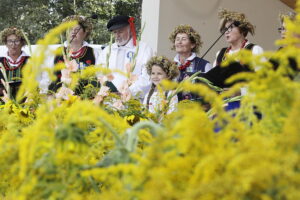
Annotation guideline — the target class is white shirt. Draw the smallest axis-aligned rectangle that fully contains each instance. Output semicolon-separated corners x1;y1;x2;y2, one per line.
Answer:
4;51;29;66
143;89;178;114
99;38;154;98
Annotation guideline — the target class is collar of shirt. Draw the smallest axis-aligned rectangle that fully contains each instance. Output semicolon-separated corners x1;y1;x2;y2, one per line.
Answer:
63;41;89;47
112;38;134;50
174;52;197;64
228;41;250;54
5;51;28;65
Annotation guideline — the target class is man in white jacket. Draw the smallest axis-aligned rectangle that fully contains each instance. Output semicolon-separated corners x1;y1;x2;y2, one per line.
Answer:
99;15;154;98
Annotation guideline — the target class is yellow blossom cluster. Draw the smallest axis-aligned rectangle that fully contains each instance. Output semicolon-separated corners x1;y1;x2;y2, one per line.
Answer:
1;3;300;200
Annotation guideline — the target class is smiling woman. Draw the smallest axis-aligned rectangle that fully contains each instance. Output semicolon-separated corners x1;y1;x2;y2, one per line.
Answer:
0;27;30;99
169;25;212;100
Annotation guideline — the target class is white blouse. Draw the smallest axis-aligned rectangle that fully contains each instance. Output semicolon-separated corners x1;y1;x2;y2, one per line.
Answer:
143;90;178;114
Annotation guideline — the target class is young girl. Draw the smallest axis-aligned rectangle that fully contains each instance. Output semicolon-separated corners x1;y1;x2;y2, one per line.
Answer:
143;56;179;114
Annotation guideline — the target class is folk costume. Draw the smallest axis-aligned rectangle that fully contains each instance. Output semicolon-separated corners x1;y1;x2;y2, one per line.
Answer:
48;41;103;95
143;84;178;114
169;24;212;101
199;9;263;89
0;51;30;97
175;52;212;82
201;40;263;89
99;15;154;98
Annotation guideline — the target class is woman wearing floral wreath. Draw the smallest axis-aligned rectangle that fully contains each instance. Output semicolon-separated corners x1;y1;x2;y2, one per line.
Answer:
202;9;264;90
200;9;263;111
169;25;212;101
0;27;30;99
49;15;101;96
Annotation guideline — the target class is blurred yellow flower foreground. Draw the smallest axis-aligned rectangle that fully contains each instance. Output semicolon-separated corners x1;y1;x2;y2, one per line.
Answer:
2;6;300;199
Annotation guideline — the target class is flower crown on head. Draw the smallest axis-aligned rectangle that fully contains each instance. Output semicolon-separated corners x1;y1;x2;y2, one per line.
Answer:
218;8;255;36
169;25;202;54
0;27;26;45
63;15;93;38
146;56;179;80
279;11;296;24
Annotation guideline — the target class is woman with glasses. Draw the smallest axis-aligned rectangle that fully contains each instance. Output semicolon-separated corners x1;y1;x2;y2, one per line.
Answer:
270;12;298;78
0;27;30;99
169;25;212;101
201;9;263;90
198;9;264;112
48;15;101;96
278;12;296;40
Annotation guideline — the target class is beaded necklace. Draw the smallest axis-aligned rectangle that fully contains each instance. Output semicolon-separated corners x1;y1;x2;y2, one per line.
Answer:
3;56;26;71
178;60;192;71
70;46;87;59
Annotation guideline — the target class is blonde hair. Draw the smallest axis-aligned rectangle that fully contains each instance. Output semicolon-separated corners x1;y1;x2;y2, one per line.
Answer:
218;8;255;37
146;56;179;80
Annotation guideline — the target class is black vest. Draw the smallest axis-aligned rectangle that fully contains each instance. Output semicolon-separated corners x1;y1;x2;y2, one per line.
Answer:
49;46;97;94
199;43;255;88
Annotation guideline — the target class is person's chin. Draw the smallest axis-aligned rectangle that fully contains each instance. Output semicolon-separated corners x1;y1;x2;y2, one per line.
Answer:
117;41;127;46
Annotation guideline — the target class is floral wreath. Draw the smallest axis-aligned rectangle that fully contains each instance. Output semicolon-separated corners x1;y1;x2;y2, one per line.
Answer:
1;27;26;46
218;8;255;36
169;25;202;54
146;56;179;80
63;15;93;38
279;12;296;24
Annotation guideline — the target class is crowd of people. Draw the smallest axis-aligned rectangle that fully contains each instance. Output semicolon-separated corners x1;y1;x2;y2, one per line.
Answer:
0;8;296;114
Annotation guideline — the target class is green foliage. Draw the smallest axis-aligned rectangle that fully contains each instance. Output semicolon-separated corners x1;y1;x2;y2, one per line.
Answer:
0;0;142;44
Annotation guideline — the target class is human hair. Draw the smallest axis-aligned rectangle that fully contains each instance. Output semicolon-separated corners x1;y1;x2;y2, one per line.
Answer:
146;56;179;80
169;25;202;54
218;8;255;37
279;12;296;25
63;15;93;38
1;27;26;46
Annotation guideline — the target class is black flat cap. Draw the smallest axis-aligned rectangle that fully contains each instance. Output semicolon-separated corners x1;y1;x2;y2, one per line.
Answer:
107;15;130;31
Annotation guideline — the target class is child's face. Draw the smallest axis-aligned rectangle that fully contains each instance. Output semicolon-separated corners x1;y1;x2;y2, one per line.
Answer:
151;65;168;86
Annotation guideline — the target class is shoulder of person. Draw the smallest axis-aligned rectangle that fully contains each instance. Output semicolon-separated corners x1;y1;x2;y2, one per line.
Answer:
194;56;210;64
251;44;264;55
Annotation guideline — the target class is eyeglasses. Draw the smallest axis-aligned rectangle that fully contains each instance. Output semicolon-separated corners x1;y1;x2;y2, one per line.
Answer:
278;27;286;33
6;40;21;45
221;24;235;34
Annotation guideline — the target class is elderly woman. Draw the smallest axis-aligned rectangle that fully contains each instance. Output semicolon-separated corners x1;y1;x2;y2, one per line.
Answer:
49;15;101;95
0;27;30;98
201;9;264;90
169;25;212;100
